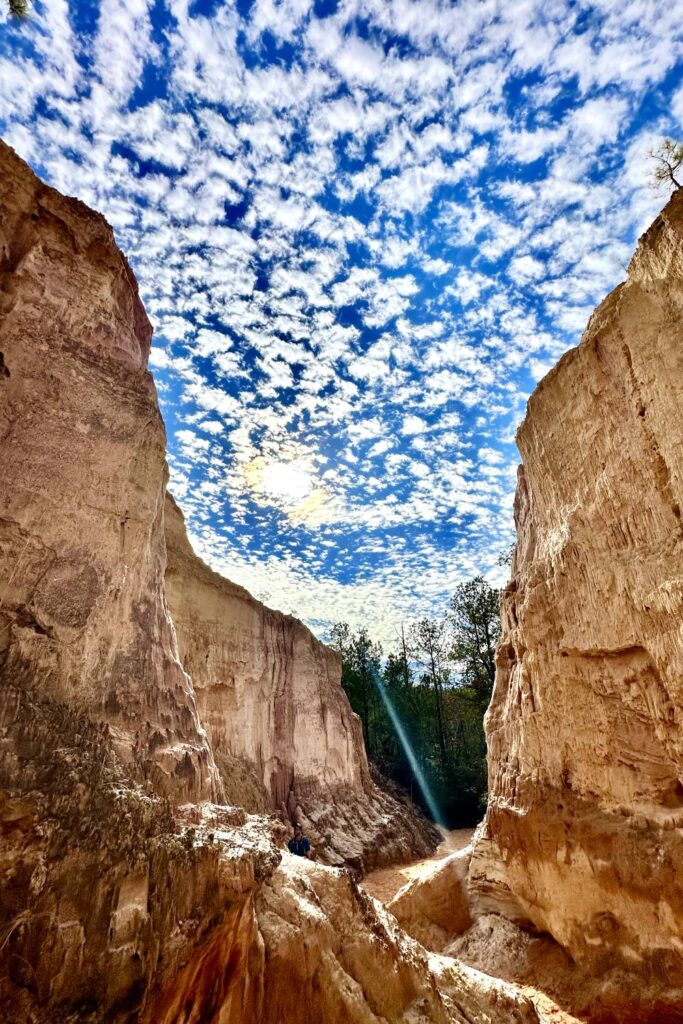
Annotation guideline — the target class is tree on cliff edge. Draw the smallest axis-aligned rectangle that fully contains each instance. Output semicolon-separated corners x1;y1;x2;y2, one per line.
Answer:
6;0;31;17
650;138;683;194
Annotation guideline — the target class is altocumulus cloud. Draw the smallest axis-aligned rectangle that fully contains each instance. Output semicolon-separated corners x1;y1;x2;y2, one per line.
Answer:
1;0;682;643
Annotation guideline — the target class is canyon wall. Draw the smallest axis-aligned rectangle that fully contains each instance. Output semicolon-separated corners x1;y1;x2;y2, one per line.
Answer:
165;492;439;869
165;492;365;810
389;190;683;1021
468;188;683;1016
0;139;217;805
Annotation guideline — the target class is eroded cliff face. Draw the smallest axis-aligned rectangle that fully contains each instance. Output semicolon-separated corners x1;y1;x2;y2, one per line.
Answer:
165;492;365;808
468;189;683;1018
0;140;217;805
165;493;439;869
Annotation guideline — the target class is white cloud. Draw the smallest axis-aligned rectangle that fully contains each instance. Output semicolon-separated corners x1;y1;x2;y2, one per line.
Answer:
401;414;428;435
3;0;681;643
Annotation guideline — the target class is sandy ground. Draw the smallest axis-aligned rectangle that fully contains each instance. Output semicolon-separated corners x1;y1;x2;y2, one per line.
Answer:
362;829;582;1024
362;827;474;904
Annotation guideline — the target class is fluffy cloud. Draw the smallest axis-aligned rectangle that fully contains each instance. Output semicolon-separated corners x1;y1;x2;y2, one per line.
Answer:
1;0;681;644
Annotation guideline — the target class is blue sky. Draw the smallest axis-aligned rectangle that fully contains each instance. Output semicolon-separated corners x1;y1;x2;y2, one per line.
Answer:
2;0;682;645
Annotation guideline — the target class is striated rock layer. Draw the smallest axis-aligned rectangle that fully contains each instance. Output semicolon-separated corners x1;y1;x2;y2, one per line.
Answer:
0;139;217;805
2;140;518;1024
165;492;439;868
469;188;683;1018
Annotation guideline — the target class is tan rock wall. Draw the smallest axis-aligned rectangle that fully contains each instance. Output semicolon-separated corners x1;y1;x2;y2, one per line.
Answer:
472;189;683;1013
388;847;473;951
164;493;366;806
165;493;440;868
0;139;217;804
147;853;542;1024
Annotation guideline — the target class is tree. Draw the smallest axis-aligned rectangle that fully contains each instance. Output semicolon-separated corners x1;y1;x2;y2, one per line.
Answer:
396;622;411;689
496;544;515;569
7;0;31;17
351;627;382;750
329;622;382;751
409;617;450;763
448;576;501;708
328;621;353;663
328;579;502;828
650;138;683;194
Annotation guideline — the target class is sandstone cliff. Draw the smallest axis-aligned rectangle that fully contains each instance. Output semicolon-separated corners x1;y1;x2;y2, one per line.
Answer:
0;139;217;805
165;492;440;868
165;492;363;809
477;187;683;1017
392;190;683;1021
1;140;536;1023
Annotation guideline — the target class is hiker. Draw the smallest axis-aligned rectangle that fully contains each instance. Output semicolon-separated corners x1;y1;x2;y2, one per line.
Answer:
288;821;312;858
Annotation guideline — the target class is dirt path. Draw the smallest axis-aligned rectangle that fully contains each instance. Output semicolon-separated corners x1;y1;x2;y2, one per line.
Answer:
362;827;474;905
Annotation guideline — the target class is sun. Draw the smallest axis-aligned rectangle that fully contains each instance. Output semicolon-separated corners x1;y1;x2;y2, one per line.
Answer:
242;453;335;524
259;459;314;503
242;454;334;524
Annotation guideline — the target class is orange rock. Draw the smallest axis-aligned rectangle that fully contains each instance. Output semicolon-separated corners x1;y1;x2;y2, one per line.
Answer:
472;187;683;1017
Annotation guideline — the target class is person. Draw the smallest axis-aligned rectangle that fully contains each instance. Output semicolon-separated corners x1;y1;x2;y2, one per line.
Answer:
288;821;312;858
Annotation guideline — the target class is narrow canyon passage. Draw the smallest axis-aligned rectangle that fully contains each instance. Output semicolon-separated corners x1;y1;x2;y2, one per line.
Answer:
364;828;584;1024
362;827;474;904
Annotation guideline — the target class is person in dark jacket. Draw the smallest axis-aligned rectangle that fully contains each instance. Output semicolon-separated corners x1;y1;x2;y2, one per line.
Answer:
288;822;312;858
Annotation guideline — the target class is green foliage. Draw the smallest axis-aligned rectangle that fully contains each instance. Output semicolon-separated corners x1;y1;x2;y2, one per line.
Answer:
448;575;501;708
328;575;502;827
7;0;31;18
329;623;382;750
650;138;683;194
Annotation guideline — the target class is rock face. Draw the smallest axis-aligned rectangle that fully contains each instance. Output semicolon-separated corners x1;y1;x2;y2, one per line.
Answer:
388;847;473;951
165;492;364;811
146;850;544;1024
251;856;542;1024
0;139;217;805
469;188;683;1017
165;492;440;869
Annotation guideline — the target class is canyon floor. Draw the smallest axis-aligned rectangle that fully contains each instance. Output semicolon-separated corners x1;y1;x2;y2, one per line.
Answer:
364;828;583;1024
362;827;475;904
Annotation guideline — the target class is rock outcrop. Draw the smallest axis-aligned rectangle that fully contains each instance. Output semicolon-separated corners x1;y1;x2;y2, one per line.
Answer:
145;849;545;1024
3;140;526;1024
165;493;439;868
388;191;683;1021
388;846;473;951
468;190;683;1017
0;139;217;805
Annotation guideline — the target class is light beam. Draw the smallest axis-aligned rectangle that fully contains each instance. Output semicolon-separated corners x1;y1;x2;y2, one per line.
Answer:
370;666;445;827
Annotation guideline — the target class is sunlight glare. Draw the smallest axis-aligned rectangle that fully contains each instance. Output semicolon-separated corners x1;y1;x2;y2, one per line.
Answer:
259;459;314;503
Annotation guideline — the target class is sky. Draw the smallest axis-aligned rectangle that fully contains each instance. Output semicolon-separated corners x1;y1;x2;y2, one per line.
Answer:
1;1;682;647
